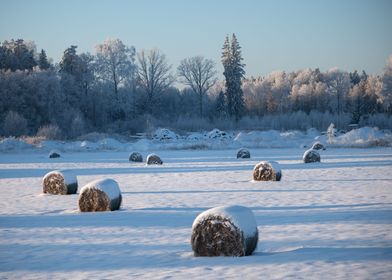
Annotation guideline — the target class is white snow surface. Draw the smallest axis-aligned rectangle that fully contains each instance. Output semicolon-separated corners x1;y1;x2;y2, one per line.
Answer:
192;205;258;238
43;169;77;185
1;137;392;279
80;178;121;200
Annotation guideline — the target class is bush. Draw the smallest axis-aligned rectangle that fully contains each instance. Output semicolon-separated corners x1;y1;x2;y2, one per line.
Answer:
36;124;62;140
1;111;28;137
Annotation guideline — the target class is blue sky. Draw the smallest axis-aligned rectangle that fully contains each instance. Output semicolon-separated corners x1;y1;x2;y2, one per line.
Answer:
1;0;391;78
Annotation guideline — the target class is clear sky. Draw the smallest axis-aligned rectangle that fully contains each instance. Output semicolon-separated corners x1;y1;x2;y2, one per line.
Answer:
0;0;391;78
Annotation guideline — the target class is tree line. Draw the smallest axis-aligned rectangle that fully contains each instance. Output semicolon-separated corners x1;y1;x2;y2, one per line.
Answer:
0;36;391;138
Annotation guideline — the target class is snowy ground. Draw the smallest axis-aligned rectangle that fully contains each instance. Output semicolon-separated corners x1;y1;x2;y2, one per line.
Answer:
1;148;392;279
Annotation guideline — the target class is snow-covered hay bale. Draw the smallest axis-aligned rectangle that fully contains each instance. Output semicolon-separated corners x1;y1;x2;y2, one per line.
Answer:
42;170;78;195
49;150;61;158
311;141;326;150
78;178;122;212
253;161;281;181
146;153;163;165
303;149;321;163
129;152;143;162
191;205;258;257
237;148;250;159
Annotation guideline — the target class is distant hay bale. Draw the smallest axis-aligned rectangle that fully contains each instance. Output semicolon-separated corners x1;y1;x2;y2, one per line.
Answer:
303;149;321;163
78;178;122;212
253;161;282;181
237;148;250;159
311;141;326;150
49;150;61;158
146;153;163;165
129;152;143;162
42;170;78;195
191;205;258;257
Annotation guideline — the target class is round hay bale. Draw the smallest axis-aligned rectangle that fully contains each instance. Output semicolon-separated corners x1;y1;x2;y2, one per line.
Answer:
42;170;78;195
253;161;282;181
303;149;321;163
49;150;61;158
129;152;143;162
191;205;258;257
311;141;326;150
237;148;250;159
79;178;122;212
146;153;163;165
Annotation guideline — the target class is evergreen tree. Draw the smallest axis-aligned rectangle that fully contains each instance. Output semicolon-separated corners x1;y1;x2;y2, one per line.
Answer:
221;34;246;121
59;45;80;76
214;90;226;119
38;49;50;70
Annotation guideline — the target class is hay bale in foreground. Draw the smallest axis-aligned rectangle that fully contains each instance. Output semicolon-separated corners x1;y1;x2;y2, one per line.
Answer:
303;149;320;163
79;178;122;212
42;170;78;195
311;141;326;150
146;153;163;165
191;205;258;257
253;161;282;181
129;152;143;162
49;150;61;158
237;148;251;159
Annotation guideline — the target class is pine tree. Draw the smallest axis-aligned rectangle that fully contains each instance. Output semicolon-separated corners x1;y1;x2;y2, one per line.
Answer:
221;34;246;121
214;90;226;119
38;49;50;70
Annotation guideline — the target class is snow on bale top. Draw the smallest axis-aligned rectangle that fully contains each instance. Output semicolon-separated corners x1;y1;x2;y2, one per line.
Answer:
49;149;61;158
152;128;179;141
253;161;282;181
311;141;326;150
191;205;258;256
129;152;143;162
237;148;251;159
303;149;320;163
42;169;78;195
146;153;163;165
79;178;122;212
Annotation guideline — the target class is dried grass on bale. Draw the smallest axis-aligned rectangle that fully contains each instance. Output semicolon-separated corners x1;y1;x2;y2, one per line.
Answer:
146;153;163;165
42;170;78;195
312;141;326;150
191;206;258;257
303;149;321;163
237;148;250;159
78;178;122;212
49;150;61;158
129;152;143;162
253;161;281;181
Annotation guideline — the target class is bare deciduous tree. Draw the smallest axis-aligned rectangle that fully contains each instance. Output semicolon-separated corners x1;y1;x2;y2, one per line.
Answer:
137;49;174;114
178;56;217;118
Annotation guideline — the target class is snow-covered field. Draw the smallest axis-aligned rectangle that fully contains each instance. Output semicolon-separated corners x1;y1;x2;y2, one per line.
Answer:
1;146;392;279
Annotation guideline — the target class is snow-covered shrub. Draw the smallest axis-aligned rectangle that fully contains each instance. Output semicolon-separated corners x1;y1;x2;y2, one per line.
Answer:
327;123;336;144
191;205;258;257
0;137;33;152
146;153;163;165
253;161;282;181
1;111;28;137
37;124;62;140
42;170;78;195
49;149;61;158
79;178;122;212
303;149;320;163
311;141;326;150
207;129;231;140
129;152;143;162
152;128;178;141
237;148;251;159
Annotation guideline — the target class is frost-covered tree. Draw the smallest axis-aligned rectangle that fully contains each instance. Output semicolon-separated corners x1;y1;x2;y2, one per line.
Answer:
95;38;136;98
59;45;80;76
222;34;246;121
0;39;37;71
2;110;28;136
214;90;226;119
178;56;217;118
381;55;392;113
38;49;50;70
137;49;174;114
